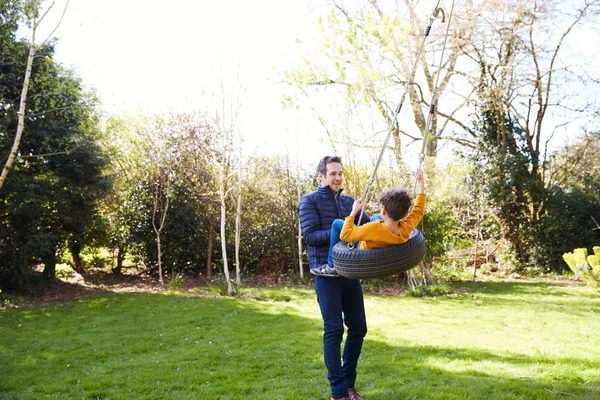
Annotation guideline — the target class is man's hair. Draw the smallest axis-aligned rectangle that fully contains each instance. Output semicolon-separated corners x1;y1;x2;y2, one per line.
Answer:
379;188;413;221
317;155;342;176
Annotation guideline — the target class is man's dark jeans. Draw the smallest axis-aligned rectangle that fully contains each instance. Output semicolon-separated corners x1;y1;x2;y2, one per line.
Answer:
314;275;367;398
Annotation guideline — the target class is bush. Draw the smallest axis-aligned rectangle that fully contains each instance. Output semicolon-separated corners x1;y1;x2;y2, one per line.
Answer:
562;247;600;287
589;246;600;278
168;273;183;291
407;281;453;297
527;187;600;272
55;264;76;279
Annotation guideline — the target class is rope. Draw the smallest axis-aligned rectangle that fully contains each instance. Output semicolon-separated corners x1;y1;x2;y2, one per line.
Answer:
356;0;455;225
412;0;456;197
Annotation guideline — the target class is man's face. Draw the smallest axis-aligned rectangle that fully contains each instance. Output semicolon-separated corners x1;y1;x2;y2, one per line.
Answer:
319;162;343;193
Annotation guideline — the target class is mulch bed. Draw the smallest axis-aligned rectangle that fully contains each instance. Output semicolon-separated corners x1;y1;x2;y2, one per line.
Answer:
1;269;313;308
3;269;582;309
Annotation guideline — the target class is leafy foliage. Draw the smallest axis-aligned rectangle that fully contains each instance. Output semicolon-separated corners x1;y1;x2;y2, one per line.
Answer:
0;2;108;288
563;248;599;287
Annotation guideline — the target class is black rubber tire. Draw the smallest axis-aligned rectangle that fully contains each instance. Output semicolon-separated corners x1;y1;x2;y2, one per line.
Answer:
332;229;427;279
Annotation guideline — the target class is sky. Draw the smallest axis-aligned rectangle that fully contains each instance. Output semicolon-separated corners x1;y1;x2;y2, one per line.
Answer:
24;0;600;175
31;0;337;170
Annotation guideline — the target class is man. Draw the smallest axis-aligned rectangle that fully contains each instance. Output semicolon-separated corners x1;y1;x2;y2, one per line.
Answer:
298;155;370;400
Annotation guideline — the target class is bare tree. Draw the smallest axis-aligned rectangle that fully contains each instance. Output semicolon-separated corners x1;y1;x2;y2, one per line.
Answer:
459;0;599;243
0;0;71;191
219;131;233;295
234;140;243;286
286;0;472;166
142;117;178;286
151;172;170;286
171;112;220;279
296;162;304;280
215;75;244;296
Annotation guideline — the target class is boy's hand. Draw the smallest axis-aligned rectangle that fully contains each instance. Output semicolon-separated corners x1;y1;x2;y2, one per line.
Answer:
351;198;364;216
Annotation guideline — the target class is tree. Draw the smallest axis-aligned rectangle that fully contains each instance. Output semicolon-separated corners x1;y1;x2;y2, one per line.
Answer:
234;139;243;286
137;116;178;286
285;0;468;166
0;1;107;287
98;115;146;274
464;0;600;266
170;112;221;278
531;132;600;270
550;131;600;208
238;155;312;275
0;0;70;192
213;78;244;296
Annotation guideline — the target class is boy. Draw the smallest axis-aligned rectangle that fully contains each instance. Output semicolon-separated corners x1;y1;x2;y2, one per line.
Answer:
313;170;426;277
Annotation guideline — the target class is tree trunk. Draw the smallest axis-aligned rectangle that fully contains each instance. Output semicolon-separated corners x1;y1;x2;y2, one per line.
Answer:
0;28;36;192
220;183;232;295
235;184;242;286
426;118;438;158
296;164;304;280
69;240;84;274
117;248;125;270
206;217;214;279
234;147;243;286
156;232;164;286
42;247;57;281
152;181;169;286
390;125;403;168
112;247;125;274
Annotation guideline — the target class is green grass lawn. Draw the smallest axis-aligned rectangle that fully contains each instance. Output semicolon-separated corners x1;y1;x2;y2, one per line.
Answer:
1;280;599;399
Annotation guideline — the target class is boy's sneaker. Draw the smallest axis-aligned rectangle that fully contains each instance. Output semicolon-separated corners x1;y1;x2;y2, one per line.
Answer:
310;264;339;277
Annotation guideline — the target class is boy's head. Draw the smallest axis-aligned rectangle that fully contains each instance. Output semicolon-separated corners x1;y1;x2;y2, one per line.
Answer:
379;188;412;221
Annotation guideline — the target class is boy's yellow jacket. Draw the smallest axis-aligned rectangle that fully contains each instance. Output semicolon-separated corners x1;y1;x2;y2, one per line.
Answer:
340;194;426;250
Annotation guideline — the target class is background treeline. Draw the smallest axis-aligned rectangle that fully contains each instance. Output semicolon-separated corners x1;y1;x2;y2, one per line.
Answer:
1;0;599;290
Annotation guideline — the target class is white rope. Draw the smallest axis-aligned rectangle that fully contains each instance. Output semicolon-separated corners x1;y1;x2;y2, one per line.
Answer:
356;0;455;225
412;0;456;197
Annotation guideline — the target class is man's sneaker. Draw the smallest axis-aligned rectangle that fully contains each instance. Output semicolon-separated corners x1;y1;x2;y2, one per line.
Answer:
310;264;339;277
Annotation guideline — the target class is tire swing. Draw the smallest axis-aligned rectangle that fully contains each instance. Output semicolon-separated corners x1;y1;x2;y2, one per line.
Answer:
332;0;455;280
332;229;427;279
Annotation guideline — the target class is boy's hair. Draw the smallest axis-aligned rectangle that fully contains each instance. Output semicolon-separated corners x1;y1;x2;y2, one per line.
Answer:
317;155;342;175
379;188;412;221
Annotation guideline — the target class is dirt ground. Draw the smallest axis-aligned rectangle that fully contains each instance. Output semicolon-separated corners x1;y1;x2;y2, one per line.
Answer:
0;269;309;307
2;268;418;308
3;268;582;309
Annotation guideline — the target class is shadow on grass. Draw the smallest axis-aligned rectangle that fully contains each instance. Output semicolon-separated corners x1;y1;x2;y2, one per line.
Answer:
447;280;600;316
455;280;597;298
1;291;599;399
360;339;599;400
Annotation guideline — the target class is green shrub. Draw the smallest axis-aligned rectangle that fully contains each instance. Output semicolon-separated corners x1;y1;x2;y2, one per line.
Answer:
0;289;26;307
529;187;600;272
289;269;310;285
407;281;453;297
587;246;600;279
168;273;183;291
55;263;76;279
432;256;473;281
563;247;599;287
204;275;241;297
497;240;522;272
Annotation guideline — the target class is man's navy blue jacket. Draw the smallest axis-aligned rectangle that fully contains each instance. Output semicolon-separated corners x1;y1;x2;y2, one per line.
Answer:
298;185;370;269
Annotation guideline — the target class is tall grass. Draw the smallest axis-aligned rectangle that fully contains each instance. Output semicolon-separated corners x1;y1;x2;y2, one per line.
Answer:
1;281;599;399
